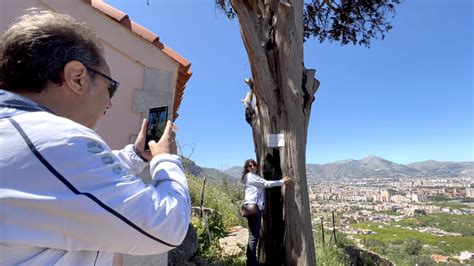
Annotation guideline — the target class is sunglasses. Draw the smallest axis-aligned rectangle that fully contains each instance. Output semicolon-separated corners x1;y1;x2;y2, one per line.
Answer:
86;66;120;98
248;164;257;168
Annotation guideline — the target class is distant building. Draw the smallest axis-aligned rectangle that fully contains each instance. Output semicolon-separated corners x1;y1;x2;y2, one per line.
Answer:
380;190;390;202
459;251;473;263
390;194;411;203
373;194;380;202
411;193;427;202
345;195;368;202
309;186;316;200
466;188;474;198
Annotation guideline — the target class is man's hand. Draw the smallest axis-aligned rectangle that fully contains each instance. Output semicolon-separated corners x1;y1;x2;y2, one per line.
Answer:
134;119;153;161
134;119;177;160
149;120;177;156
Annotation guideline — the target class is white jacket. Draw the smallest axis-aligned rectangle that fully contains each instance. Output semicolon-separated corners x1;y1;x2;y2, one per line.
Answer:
243;172;284;211
0;89;191;265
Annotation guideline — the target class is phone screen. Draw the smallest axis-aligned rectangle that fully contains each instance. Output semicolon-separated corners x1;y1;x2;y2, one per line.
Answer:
145;106;168;151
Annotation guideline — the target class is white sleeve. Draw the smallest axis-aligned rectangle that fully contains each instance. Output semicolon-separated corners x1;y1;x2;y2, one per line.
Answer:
112;144;148;175
16;126;191;255
247;173;284;188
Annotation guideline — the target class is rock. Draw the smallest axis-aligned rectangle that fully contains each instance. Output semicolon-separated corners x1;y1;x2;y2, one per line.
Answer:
168;224;199;265
218;226;248;256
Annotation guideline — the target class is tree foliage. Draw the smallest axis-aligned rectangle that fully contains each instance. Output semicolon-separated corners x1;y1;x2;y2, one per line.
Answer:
215;0;402;47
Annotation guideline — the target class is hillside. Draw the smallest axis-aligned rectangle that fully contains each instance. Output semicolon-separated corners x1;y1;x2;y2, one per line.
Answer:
182;158;237;184
306;156;473;181
222;166;242;180
185;156;474;184
407;160;474;177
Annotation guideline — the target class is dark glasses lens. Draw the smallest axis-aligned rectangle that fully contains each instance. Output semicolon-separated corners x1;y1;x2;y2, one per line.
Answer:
85;66;120;99
107;80;119;98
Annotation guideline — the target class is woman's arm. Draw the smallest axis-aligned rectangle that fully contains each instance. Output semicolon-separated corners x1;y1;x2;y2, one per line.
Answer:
246;173;284;188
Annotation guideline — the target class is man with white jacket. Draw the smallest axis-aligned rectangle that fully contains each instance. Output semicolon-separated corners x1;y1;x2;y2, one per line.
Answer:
0;10;191;265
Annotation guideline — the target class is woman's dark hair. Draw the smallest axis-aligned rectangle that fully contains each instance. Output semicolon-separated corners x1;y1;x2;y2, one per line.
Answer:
0;9;104;92
240;159;258;182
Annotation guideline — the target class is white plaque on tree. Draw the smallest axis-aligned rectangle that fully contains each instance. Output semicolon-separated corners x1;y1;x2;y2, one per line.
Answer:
266;134;285;147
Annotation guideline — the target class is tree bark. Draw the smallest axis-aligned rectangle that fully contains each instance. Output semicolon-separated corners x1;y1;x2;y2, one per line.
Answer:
230;0;319;265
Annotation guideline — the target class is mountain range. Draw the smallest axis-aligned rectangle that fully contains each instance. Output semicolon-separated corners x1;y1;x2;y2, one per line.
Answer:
189;156;473;182
303;155;473;181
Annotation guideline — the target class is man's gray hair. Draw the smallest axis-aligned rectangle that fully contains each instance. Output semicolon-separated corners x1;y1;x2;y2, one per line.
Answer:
0;9;104;92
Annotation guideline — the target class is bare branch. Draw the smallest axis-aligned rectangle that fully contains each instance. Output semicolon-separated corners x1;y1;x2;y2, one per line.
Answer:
242;79;255;124
280;0;292;8
304;68;319;97
200;176;207;217
322;0;338;12
176;141;196;174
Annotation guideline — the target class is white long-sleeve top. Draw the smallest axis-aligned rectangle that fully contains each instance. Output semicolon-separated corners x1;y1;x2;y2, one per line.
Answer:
243;172;284;211
0;89;191;265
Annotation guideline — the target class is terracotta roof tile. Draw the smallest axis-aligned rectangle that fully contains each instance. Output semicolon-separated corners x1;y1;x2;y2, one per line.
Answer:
84;0;128;22
83;0;192;120
162;45;191;72
130;21;160;44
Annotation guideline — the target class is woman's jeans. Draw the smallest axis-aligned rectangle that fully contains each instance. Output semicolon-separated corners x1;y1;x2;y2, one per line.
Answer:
246;212;262;266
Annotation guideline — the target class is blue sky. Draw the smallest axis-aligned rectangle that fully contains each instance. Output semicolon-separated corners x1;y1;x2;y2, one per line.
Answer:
106;0;473;169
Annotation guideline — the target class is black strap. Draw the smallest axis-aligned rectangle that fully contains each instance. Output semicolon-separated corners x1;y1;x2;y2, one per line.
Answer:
93;251;100;266
7;117;178;248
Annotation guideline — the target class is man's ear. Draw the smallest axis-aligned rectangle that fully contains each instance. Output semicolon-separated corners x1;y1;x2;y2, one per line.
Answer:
63;61;88;96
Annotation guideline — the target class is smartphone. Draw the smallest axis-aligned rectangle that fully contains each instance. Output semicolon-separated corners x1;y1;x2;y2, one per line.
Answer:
145;106;168;151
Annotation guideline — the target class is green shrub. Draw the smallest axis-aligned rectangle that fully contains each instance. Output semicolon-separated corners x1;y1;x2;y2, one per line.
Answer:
352;219;474;264
402;239;422;256
188;175;246;264
365;239;388;255
188;175;245;228
316;244;347;266
313;225;349;265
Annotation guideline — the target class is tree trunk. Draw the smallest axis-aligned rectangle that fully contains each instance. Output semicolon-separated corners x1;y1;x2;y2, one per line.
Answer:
230;0;319;265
